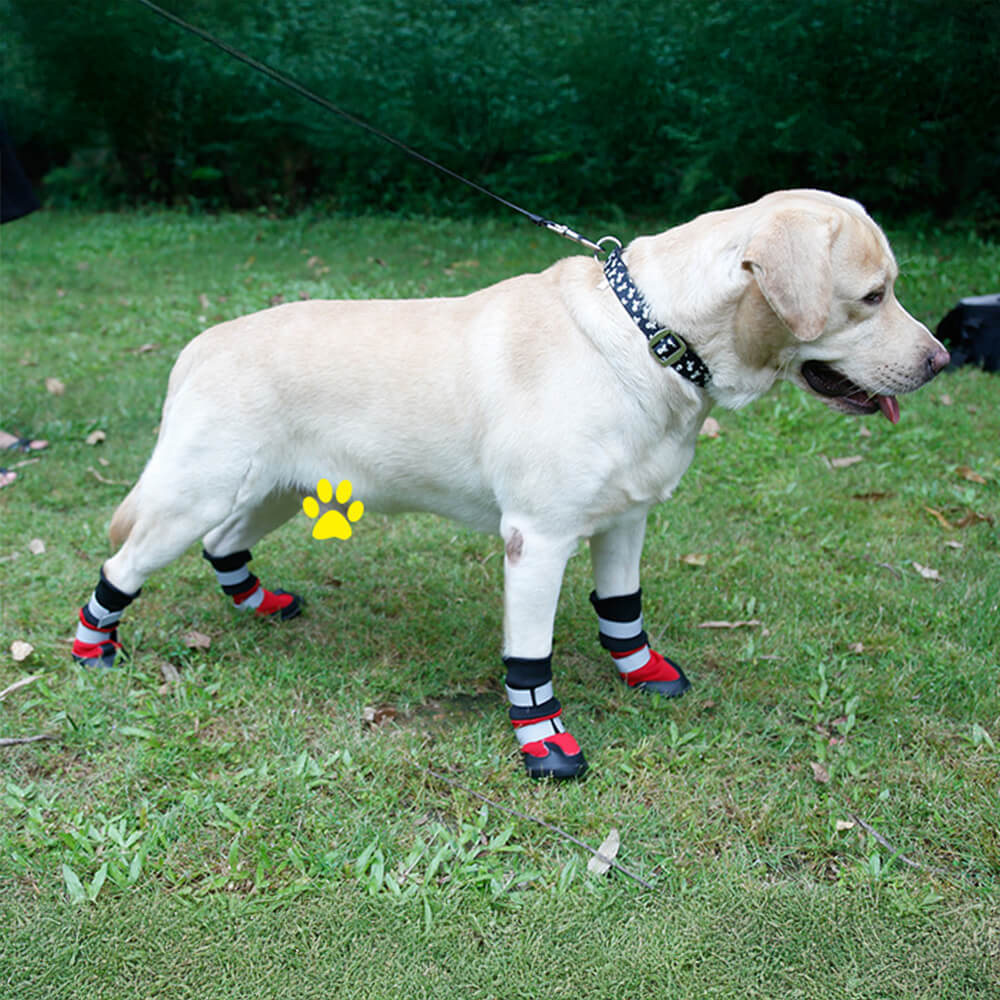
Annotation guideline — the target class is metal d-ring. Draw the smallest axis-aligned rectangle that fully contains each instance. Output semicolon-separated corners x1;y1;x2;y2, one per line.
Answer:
593;235;623;261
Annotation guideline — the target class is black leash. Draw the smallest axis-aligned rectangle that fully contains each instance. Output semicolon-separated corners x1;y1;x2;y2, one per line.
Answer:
132;0;712;385
132;0;603;255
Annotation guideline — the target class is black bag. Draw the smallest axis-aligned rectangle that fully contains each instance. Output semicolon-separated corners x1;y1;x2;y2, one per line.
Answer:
0;124;39;224
936;294;1000;372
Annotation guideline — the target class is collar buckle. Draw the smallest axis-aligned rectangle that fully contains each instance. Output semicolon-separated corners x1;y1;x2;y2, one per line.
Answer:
647;329;688;368
603;247;712;388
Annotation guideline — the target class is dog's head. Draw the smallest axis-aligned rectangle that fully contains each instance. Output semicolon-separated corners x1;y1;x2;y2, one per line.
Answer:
739;190;949;422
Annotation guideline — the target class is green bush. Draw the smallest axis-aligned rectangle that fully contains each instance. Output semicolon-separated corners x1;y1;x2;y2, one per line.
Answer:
3;0;998;224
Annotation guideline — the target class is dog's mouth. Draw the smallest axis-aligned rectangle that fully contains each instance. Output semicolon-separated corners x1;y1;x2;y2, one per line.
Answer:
801;361;900;423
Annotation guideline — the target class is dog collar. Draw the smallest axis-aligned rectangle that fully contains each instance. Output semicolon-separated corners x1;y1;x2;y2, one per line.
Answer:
603;247;711;387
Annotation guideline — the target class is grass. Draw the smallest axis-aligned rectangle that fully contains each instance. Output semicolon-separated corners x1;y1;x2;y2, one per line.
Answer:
1;208;999;999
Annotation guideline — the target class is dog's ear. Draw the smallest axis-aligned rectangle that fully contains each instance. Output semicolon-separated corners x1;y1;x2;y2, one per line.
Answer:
742;211;834;342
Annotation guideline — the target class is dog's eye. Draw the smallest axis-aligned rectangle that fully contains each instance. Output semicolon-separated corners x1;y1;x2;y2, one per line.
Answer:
862;288;885;306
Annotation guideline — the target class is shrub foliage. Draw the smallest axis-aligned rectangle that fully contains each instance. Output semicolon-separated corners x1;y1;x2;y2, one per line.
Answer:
3;0;998;222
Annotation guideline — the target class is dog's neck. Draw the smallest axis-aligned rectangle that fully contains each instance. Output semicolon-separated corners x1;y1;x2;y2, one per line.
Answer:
620;232;789;412
602;248;712;388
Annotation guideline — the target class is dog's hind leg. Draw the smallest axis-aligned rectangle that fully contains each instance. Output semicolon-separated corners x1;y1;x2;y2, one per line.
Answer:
72;485;238;668
201;490;305;621
72;434;296;667
588;510;690;697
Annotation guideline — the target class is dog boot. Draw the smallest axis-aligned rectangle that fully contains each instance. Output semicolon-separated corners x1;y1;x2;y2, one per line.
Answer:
514;719;588;780
203;549;302;621
590;589;690;697
505;655;588;779
72;571;137;668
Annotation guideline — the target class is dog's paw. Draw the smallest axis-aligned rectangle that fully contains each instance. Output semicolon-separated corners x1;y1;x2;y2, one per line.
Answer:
303;478;365;539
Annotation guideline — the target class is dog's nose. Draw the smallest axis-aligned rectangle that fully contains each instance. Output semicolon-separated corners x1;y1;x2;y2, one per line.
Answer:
927;346;951;376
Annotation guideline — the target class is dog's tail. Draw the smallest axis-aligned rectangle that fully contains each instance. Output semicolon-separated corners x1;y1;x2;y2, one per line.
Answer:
109;483;140;549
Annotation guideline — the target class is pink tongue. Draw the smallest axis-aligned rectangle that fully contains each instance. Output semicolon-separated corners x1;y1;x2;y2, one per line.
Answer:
878;395;900;423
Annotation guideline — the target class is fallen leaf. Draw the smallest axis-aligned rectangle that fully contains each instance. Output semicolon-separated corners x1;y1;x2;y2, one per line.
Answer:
587;828;620;876
924;506;955;530
829;455;863;469
198;293;211;309
956;466;986;484
835;818;856;831
944;540;964;550
853;491;892;502
912;562;942;582
28;538;46;555
158;661;182;695
938;393;953;406
181;630;212;650
45;377;66;395
858;425;872;439
954;511;992;529
847;642;864;654
161;661;181;682
680;553;709;567
810;761;830;784
134;342;159;354
446;259;479;273
362;704;398;728
699;417;721;438
698;619;763;629
11;641;34;662
85;429;106;446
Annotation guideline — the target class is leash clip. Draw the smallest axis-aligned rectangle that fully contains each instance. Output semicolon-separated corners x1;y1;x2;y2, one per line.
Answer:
539;220;607;255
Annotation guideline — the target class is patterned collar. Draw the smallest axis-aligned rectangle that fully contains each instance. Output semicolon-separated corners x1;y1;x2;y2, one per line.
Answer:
603;247;711;387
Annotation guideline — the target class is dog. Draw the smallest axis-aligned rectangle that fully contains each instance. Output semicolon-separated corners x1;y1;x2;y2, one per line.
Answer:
72;189;949;779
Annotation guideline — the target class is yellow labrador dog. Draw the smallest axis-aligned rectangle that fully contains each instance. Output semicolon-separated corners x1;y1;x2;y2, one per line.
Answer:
72;189;948;778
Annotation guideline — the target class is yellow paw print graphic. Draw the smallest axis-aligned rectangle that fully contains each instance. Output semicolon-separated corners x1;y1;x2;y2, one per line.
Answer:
302;478;365;540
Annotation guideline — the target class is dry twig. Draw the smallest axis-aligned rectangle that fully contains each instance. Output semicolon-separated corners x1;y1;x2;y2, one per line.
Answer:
0;674;41;701
420;763;656;890
0;734;56;748
87;466;130;486
850;812;949;876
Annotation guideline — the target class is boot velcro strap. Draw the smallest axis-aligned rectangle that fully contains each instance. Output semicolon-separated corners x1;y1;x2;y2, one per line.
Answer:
599;629;648;653
508;698;562;724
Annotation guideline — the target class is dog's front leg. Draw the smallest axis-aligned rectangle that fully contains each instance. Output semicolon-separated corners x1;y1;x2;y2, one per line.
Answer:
501;519;586;779
589;510;690;697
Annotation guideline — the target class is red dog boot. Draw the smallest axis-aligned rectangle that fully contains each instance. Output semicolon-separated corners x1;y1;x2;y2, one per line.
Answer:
71;614;124;669
590;589;690;697
71;571;137;669
203;549;302;621
504;657;588;779
515;719;588;780
613;646;690;697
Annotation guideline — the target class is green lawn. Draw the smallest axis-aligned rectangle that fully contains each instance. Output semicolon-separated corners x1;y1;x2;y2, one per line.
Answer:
2;209;998;999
